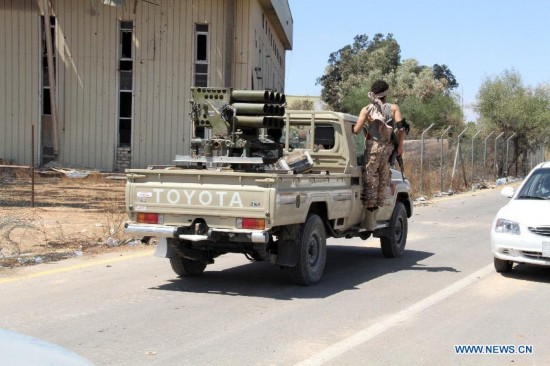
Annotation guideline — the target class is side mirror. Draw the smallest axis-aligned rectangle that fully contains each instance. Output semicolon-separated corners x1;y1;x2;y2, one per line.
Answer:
500;186;515;198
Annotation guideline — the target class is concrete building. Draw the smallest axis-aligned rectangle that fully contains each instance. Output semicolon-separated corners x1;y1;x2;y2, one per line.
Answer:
0;0;292;171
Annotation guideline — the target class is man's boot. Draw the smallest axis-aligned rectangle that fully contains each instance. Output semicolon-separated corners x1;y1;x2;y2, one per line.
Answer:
360;208;377;232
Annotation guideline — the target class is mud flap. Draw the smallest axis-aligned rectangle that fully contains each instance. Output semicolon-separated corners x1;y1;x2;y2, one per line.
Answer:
276;238;299;267
154;238;176;258
373;224;390;238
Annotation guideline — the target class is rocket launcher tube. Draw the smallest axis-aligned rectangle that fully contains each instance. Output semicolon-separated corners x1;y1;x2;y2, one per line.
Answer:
234;116;284;129
231;90;275;103
232;103;272;115
232;103;286;116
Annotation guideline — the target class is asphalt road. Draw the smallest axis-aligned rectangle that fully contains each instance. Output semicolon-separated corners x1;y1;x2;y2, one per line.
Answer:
1;186;549;366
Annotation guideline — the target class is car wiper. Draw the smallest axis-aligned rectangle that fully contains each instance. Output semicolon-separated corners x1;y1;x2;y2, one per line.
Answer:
516;195;546;200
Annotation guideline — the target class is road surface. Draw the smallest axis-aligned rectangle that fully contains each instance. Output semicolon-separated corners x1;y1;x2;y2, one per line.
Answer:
1;186;549;365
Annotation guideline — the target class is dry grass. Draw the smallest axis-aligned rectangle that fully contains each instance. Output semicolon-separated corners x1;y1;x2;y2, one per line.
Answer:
0;169;142;268
403;162;477;198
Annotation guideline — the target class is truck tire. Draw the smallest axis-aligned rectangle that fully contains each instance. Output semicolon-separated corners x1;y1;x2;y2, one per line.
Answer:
169;256;207;277
290;214;327;285
494;257;513;273
380;202;407;258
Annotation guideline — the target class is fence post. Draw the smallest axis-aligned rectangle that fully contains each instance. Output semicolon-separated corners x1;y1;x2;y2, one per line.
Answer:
483;131;495;182
494;132;505;178
505;132;516;177
471;129;482;184
439;126;452;193
420;123;435;195
32;125;35;208
450;126;469;192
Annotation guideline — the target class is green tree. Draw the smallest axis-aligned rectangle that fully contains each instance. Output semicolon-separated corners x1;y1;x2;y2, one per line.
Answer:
316;33;400;112
400;93;463;136
339;58;463;136
317;33;463;137
475;69;550;174
432;64;459;91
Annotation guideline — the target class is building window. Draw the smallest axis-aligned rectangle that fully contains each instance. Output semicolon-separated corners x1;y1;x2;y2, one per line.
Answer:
194;24;209;138
194;24;209;87
118;21;134;146
40;16;56;116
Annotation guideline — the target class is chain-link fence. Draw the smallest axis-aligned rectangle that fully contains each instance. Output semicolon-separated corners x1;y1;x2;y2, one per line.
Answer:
403;126;548;198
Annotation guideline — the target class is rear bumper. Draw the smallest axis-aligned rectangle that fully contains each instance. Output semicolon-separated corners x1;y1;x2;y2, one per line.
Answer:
124;223;177;238
124;223;269;244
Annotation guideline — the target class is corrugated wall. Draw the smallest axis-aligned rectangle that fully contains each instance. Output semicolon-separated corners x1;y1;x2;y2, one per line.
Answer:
235;0;286;92
53;0;122;170
0;0;289;170
51;0;232;169
132;0;229;167
0;0;40;166
234;0;251;89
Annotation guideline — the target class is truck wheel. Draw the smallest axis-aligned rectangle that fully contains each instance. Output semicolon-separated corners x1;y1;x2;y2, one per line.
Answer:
380;202;407;258
290;214;327;285
169;256;207;277
494;257;513;273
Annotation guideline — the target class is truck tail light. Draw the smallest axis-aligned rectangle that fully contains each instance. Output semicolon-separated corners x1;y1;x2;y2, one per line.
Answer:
236;218;265;230
137;212;160;224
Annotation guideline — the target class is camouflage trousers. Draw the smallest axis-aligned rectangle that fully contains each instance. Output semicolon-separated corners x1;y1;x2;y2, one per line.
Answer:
362;140;393;208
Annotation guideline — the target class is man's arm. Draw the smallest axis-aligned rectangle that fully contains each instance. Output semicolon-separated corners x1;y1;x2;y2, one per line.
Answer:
391;104;405;156
391;103;403;122
353;106;369;135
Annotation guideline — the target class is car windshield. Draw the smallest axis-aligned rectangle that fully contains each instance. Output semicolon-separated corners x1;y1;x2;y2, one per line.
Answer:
517;168;550;200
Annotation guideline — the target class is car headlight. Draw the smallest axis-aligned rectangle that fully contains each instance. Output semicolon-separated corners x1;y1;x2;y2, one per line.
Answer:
494;218;520;235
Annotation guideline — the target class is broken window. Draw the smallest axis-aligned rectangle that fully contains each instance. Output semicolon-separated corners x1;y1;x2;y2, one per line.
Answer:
194;24;209;87
40;16;56;116
194;24;209;138
118;21;134;146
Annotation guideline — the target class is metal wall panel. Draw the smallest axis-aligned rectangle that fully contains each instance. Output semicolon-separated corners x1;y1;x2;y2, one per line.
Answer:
0;0;290;170
51;0;122;170
132;0;230;167
233;0;251;89
0;0;40;166
233;0;287;92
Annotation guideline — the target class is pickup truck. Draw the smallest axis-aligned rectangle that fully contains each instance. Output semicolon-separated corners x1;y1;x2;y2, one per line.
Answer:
124;106;412;285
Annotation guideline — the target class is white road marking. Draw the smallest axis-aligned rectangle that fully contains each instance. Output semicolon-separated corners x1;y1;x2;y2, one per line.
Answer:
294;264;494;366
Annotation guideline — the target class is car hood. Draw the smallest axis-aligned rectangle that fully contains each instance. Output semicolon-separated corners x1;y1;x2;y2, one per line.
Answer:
498;199;550;226
0;329;93;365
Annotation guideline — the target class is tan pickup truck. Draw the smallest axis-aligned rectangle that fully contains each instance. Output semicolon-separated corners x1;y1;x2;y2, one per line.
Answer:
124;90;412;285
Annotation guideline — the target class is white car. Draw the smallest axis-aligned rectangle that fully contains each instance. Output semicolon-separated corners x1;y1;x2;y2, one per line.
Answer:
491;161;550;273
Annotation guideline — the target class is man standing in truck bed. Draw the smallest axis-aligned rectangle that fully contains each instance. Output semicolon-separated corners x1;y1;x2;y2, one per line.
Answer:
353;80;406;230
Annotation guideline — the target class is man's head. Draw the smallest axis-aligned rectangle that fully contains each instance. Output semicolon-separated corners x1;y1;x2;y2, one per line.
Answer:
371;80;390;99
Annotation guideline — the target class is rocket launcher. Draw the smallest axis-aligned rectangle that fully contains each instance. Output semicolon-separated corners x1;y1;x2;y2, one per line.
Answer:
190;87;285;138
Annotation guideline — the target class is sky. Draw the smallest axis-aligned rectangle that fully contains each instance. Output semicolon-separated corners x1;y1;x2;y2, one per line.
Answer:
284;0;550;121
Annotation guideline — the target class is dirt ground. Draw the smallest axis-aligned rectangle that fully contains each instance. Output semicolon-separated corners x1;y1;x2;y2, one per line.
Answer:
0;168;151;269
